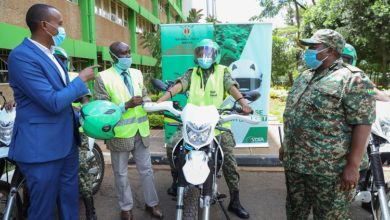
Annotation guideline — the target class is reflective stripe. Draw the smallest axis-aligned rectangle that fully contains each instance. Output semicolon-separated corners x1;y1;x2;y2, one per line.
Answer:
116;115;148;126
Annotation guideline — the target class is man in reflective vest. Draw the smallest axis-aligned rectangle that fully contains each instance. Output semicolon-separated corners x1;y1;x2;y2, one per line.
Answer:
94;41;162;220
157;39;252;219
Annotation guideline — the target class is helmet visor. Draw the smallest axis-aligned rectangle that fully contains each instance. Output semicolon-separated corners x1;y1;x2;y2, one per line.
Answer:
195;46;216;63
342;54;353;65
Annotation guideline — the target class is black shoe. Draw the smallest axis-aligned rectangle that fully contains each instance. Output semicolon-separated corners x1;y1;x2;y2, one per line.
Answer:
84;196;98;220
228;191;250;219
167;182;177;197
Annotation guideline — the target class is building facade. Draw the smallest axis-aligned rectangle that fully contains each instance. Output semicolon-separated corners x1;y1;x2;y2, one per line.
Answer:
0;0;184;99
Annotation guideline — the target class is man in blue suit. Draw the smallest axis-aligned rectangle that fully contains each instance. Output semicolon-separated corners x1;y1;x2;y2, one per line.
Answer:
7;4;97;219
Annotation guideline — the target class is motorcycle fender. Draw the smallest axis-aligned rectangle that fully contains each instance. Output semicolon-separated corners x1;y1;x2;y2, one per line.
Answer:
182;151;210;185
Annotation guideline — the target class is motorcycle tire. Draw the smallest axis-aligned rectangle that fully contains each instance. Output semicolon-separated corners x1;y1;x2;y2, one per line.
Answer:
0;180;23;220
89;143;105;195
183;186;200;220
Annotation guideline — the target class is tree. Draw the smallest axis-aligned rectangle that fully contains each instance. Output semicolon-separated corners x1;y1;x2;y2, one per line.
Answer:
301;0;390;86
271;26;300;86
250;0;309;37
205;15;220;23
140;28;162;94
186;8;204;23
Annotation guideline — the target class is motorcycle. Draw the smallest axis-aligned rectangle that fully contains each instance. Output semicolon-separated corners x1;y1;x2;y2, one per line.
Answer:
143;79;261;220
0;92;105;219
354;100;390;220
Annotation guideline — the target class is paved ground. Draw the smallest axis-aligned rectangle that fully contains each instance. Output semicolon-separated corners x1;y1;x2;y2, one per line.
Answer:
81;165;373;220
99;123;284;166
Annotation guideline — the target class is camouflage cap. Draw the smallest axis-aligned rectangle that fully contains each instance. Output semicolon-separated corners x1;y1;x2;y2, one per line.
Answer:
300;29;345;54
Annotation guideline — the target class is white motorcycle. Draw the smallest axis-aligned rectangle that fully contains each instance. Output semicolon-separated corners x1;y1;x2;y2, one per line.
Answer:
0;92;104;219
144;81;260;220
354;101;390;220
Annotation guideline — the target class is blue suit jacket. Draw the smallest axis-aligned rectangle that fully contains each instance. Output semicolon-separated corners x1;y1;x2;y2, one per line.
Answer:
8;38;88;163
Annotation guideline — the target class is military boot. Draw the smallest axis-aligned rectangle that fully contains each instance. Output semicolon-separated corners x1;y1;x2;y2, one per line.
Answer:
167;170;178;196
84;196;97;220
228;190;250;219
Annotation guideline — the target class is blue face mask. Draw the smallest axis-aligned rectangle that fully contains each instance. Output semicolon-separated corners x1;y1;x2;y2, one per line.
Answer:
197;58;213;69
111;51;132;70
303;47;329;69
45;22;66;46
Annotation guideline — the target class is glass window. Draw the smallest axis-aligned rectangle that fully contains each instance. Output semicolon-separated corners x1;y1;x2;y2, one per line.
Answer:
124;9;128;26
103;0;110;19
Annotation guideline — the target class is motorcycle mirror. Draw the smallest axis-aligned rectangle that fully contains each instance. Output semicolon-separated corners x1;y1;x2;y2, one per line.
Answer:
151;79;168;91
241;91;261;102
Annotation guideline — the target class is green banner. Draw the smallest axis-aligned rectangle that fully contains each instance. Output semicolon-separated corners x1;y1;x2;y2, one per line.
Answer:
160;23;272;147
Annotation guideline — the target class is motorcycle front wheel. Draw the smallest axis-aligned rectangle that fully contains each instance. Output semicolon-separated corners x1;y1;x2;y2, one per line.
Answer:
0;180;23;220
88;143;105;195
183;186;200;220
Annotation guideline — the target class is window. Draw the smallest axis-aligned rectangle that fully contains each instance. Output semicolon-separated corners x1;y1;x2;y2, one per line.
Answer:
95;0;129;26
136;15;153;34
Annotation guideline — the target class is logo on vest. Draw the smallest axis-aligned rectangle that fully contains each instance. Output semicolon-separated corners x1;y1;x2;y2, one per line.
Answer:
210;90;217;97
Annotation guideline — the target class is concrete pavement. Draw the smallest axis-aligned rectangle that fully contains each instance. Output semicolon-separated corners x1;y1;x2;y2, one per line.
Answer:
84;165;373;220
98;118;284;166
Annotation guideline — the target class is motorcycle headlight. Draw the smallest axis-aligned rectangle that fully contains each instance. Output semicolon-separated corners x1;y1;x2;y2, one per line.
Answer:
185;122;212;146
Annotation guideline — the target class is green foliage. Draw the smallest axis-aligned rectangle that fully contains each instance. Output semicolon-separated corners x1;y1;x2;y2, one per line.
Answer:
301;0;390;86
148;113;164;128
270;88;289;102
140;28;163;94
269;95;286;123
271;26;300;87
186;8;204;23
149;93;163;102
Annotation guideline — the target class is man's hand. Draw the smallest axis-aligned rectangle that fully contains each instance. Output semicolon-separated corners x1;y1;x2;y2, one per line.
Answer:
125;96;143;109
79;65;100;82
4;100;15;112
241;104;253;115
339;163;360;191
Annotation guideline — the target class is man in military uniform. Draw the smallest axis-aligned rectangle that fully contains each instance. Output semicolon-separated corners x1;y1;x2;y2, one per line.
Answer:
53;47;97;220
157;39;252;219
281;29;376;219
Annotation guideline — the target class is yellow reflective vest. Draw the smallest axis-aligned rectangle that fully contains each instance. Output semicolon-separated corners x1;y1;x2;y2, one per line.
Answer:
98;67;150;138
187;65;231;134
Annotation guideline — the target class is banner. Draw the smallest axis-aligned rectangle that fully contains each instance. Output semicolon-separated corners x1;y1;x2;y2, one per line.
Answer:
160;23;272;147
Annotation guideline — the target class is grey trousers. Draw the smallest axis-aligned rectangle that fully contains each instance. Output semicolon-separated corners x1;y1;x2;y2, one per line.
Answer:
110;134;159;211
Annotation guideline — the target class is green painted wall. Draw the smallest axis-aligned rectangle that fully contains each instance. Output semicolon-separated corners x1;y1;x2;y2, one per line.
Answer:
0;0;184;67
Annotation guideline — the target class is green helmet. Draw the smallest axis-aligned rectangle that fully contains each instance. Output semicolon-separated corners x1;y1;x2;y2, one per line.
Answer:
223;38;237;51
80;100;122;139
53;46;70;70
53;46;68;59
342;43;357;66
194;39;221;69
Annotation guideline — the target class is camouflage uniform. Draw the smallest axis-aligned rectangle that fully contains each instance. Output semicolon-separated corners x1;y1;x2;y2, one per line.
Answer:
79;133;94;198
166;67;240;193
282;29;376;220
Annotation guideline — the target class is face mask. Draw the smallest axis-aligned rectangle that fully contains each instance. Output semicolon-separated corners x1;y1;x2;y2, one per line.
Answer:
45;22;66;46
110;51;132;70
197;58;213;69
303;47;329;69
